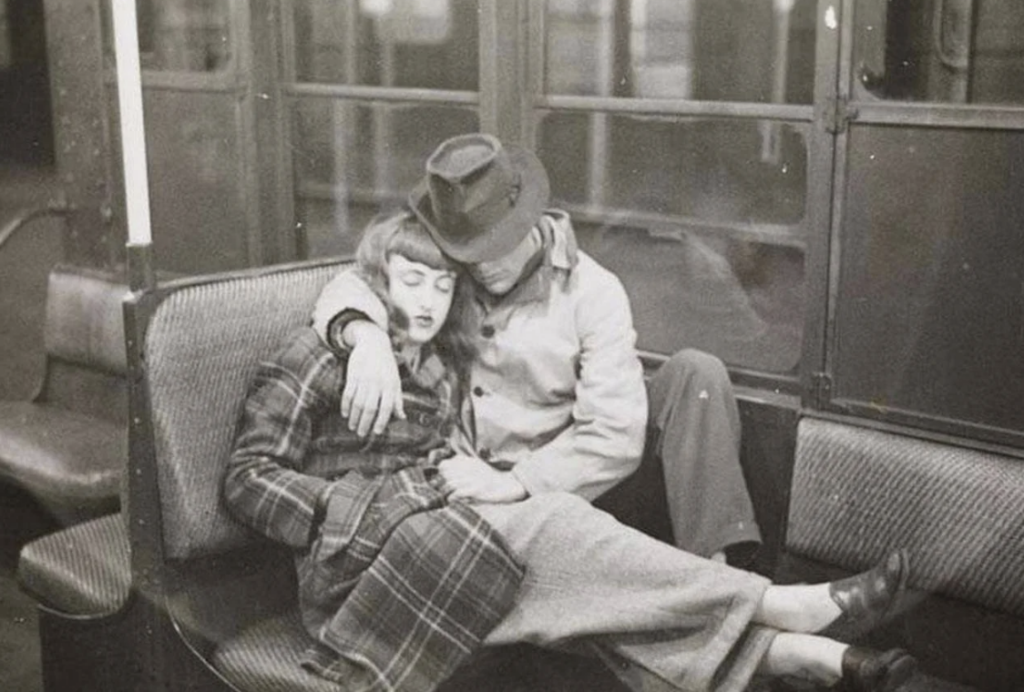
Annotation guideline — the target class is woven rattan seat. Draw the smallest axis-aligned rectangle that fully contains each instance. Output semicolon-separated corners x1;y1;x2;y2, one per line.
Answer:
212;612;338;692
18;512;129;615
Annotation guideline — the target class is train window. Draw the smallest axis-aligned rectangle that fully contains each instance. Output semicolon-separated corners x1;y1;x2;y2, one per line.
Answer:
102;0;232;72
290;0;478;90
284;1;483;257
544;0;818;104
854;0;1024;104
540;115;807;226
537;112;807;373
110;89;250;273
291;100;479;256
537;0;818;376
833;125;1024;434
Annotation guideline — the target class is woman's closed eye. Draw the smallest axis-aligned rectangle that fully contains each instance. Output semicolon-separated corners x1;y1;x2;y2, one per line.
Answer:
434;275;455;293
399;270;425;287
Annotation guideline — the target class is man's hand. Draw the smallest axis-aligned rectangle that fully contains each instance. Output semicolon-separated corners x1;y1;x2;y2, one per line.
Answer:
438;454;528;504
341;322;405;437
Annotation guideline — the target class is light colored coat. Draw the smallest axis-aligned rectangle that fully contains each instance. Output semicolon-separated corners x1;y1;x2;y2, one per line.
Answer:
312;211;648;501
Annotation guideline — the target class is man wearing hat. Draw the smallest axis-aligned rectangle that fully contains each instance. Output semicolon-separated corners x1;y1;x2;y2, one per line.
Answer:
313;132;759;563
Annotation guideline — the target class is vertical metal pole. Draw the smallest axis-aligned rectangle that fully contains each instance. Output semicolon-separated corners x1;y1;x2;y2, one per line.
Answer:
111;0;156;290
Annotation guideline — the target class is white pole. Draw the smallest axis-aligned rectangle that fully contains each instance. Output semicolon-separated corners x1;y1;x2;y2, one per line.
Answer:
111;0;153;246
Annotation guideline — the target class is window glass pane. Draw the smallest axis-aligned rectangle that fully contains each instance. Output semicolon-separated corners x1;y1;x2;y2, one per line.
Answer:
103;0;232;72
537;112;807;372
292;0;478;90
538;112;807;225
292;99;477;257
111;90;248;274
544;0;818;104
854;0;1024;104
835;125;1024;432
581;224;805;373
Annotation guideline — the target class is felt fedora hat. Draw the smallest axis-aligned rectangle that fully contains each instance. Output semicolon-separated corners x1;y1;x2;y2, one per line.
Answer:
409;133;550;263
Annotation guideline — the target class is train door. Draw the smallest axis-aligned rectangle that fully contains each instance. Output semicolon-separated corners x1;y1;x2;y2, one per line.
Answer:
820;0;1024;448
113;0;263;274
44;0;274;274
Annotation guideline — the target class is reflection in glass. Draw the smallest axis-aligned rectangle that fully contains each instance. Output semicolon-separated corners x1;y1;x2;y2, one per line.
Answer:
537;112;807;372
291;0;478;90
127;91;248;273
835;125;1024;432
581;224;805;373
854;0;1024;104
544;0;817;104
538;113;807;225
292;100;477;257
104;0;232;72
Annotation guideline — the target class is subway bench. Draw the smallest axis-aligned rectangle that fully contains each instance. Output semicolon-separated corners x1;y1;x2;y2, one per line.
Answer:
778;416;1024;692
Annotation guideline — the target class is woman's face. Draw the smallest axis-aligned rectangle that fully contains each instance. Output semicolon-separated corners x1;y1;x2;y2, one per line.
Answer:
386;254;456;346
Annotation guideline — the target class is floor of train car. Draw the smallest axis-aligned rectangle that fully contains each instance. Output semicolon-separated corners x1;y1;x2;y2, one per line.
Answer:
0;163;980;692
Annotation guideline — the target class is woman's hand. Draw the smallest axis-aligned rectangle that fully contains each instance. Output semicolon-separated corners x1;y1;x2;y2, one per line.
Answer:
341;321;405;437
438;455;528;504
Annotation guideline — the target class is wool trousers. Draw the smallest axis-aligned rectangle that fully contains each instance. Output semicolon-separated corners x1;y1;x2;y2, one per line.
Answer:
647;348;762;558
477;494;775;691
594;348;762;560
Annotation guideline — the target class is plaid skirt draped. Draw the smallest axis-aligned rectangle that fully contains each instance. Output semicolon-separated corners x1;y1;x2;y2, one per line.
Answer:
296;464;525;692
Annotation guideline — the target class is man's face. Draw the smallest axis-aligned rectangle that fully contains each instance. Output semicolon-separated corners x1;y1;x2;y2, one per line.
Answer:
386;254;456;346
466;228;541;296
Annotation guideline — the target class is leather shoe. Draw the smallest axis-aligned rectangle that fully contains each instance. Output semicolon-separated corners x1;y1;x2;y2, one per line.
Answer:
822;549;909;638
838;646;917;692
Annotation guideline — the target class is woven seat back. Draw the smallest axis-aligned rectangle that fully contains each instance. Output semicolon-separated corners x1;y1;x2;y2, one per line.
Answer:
788;417;1024;617
143;261;347;560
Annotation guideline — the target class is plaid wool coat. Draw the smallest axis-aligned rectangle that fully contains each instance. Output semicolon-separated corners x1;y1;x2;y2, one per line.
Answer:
223;327;524;691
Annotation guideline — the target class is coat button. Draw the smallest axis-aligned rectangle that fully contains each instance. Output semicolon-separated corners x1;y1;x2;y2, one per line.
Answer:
479;448;492;461
480;325;495;338
472;386;484;397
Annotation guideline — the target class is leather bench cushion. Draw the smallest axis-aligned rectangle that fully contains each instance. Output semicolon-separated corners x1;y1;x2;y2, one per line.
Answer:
44;267;129;375
788;417;1024;618
0;401;123;524
18;513;130;616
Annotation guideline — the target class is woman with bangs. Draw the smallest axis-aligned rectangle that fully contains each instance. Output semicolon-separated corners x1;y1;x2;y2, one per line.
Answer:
223;211;525;692
350;208;479;410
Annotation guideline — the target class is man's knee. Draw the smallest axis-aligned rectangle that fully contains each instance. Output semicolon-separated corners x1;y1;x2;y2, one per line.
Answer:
649;348;730;406
661;348;728;384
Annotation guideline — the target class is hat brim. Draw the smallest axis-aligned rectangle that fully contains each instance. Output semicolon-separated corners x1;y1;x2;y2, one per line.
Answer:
409;145;550;264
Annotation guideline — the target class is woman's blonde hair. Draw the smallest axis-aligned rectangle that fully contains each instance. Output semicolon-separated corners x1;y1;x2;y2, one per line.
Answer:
355;211;477;396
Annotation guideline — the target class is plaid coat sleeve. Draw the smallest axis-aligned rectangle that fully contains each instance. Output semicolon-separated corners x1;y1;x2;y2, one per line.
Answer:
223;327;344;549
